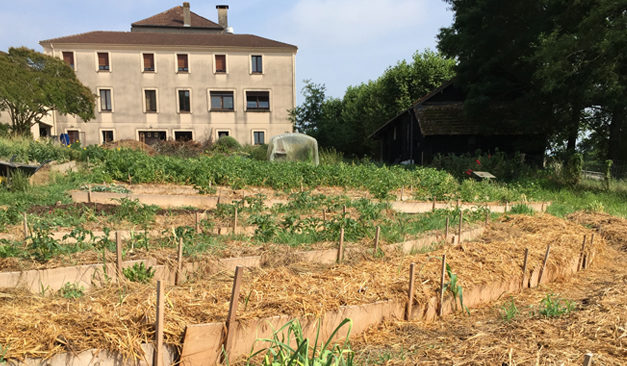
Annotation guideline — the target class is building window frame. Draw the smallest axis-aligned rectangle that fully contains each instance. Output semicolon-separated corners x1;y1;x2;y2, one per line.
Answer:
142;52;156;73
214;54;227;74
176;88;192;114
142;88;159;113
65;129;82;144
96;51;111;72
250;54;263;74
137;130;168;145
97;87;113;112
216;130;230;140
252;130;266;145
209;89;235;112
61;51;76;71
176;53;190;73
173;130;194;142
245;90;271;111
100;129;115;144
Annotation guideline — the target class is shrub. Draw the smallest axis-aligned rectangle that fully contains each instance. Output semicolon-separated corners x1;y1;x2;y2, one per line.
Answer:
212;136;241;153
562;153;583;186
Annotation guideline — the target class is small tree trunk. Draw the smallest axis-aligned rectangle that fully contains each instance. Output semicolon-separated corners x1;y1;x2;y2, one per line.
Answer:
608;106;624;162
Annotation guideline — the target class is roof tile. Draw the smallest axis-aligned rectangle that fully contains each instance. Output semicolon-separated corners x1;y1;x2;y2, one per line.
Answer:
132;6;222;29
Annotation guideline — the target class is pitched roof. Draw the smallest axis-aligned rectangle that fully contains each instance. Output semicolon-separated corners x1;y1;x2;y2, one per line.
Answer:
131;6;222;29
39;31;297;50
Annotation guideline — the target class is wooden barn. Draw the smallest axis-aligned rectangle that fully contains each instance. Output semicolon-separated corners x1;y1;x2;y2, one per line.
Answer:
369;81;546;164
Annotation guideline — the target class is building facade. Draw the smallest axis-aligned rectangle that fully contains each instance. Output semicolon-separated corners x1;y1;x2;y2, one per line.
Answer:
38;3;297;146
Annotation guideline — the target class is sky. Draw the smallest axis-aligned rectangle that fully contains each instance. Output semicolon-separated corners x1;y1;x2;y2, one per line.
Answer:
0;0;453;100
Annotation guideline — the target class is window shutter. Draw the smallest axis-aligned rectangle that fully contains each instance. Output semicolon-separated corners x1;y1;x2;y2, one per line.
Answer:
62;52;74;67
143;54;154;70
98;53;108;67
177;54;188;70
215;55;226;72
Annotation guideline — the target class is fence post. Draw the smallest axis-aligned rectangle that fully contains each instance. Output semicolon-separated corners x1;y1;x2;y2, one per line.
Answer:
337;228;345;263
195;212;200;234
223;266;244;359
457;211;463;244
87;184;92;204
439;254;446;316
175;237;184;285
116;231;123;282
374;226;380;257
153;280;164;366
22;213;28;238
578;235;587;271
432;197;436;212
406;263;416;320
538;244;551;284
582;353;593;366
521;248;529;289
445;216;450;241
233;206;238;234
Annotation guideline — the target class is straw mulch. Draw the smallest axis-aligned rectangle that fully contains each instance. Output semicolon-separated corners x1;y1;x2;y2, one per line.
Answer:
352;228;626;365
568;211;627;251
0;214;603;362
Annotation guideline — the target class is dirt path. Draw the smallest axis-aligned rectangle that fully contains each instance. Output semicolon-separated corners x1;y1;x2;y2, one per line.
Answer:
353;218;627;365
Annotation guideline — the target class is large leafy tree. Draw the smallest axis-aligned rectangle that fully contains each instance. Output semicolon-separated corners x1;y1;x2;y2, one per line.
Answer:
0;47;95;135
290;50;455;156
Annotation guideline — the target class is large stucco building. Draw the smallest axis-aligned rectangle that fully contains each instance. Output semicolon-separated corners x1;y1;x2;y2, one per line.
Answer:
36;3;297;145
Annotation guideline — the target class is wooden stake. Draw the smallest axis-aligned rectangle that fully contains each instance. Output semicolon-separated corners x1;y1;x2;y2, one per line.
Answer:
541;202;545;212
153;280;164;366
128;173;132;184
87;185;92;203
456;199;461;209
300;181;303;192
485;208;490;224
538;244;551;284
445;216;450;240
342;205;347;216
457;211;463;244
406;263;416;320
337;228;345;263
582;353;593;366
116;231;123;281
195;212;200;233
175;238;184;285
22;213;28;238
578;235;587;271
505;201;509;213
224;266;244;357
432;197;436;212
439;254;447;316
233;206;238;234
521;248;529;289
86;156;90;168
400;187;404;201
322;209;327;222
374;226;380;256
588;234;595;266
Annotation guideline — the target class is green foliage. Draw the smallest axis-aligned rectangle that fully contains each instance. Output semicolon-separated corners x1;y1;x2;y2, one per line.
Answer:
0;47;94;135
122;262;155;284
113;198;157;226
431;150;533;182
604;160;613;190
58;282;84;299
213;136;241;153
499;297;518;322
6;169;30;192
27;221;61;262
247;318;354;366
563;153;584;186
534;293;575;318
508;204;535;215
444;264;469;315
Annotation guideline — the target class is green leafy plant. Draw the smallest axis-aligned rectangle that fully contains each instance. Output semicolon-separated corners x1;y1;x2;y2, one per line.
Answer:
500;297;518;322
247;318;354;366
122;262;155;283
27;221;61;262
58;282;84;299
444;264;470;315
534;293;575;318
6;169;30;192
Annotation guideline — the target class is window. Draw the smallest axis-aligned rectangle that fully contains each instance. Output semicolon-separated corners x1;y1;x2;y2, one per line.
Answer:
145;90;157;113
175;131;193;141
99;89;112;112
215;55;226;73
253;131;265;145
246;91;269;110
102;130;114;143
97;52;109;71
143;53;155;72
217;131;229;139
210;91;234;111
67;130;80;144
178;89;191;113
251;55;262;73
62;52;74;69
177;54;188;72
139;131;166;145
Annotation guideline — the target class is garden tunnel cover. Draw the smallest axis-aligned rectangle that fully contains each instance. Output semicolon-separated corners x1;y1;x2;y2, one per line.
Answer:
267;133;319;165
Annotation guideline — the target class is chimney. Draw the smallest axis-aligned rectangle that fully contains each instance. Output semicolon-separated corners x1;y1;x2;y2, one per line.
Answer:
183;2;191;27
216;5;229;29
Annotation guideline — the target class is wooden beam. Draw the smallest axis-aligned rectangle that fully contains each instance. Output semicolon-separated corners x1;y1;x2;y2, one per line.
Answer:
538;244;551;284
337;228;345;263
176;237;184;285
153;280;165;366
116;231;123;282
406;263;416;320
439;254;446;316
374;226;380;257
521;248;529;289
223;266;244;359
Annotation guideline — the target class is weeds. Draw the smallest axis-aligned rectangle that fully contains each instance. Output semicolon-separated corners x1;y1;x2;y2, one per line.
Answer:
122;262;155;283
500;297;518;322
247;318;354;366
58;282;84;299
534;293;575;318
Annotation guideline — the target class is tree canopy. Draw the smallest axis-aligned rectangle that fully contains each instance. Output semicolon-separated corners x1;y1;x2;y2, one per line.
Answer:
438;0;626;161
0;47;95;135
290;49;455;156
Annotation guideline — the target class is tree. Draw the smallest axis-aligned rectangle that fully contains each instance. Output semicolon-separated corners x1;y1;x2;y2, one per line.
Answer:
0;47;95;135
290;50;455;156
